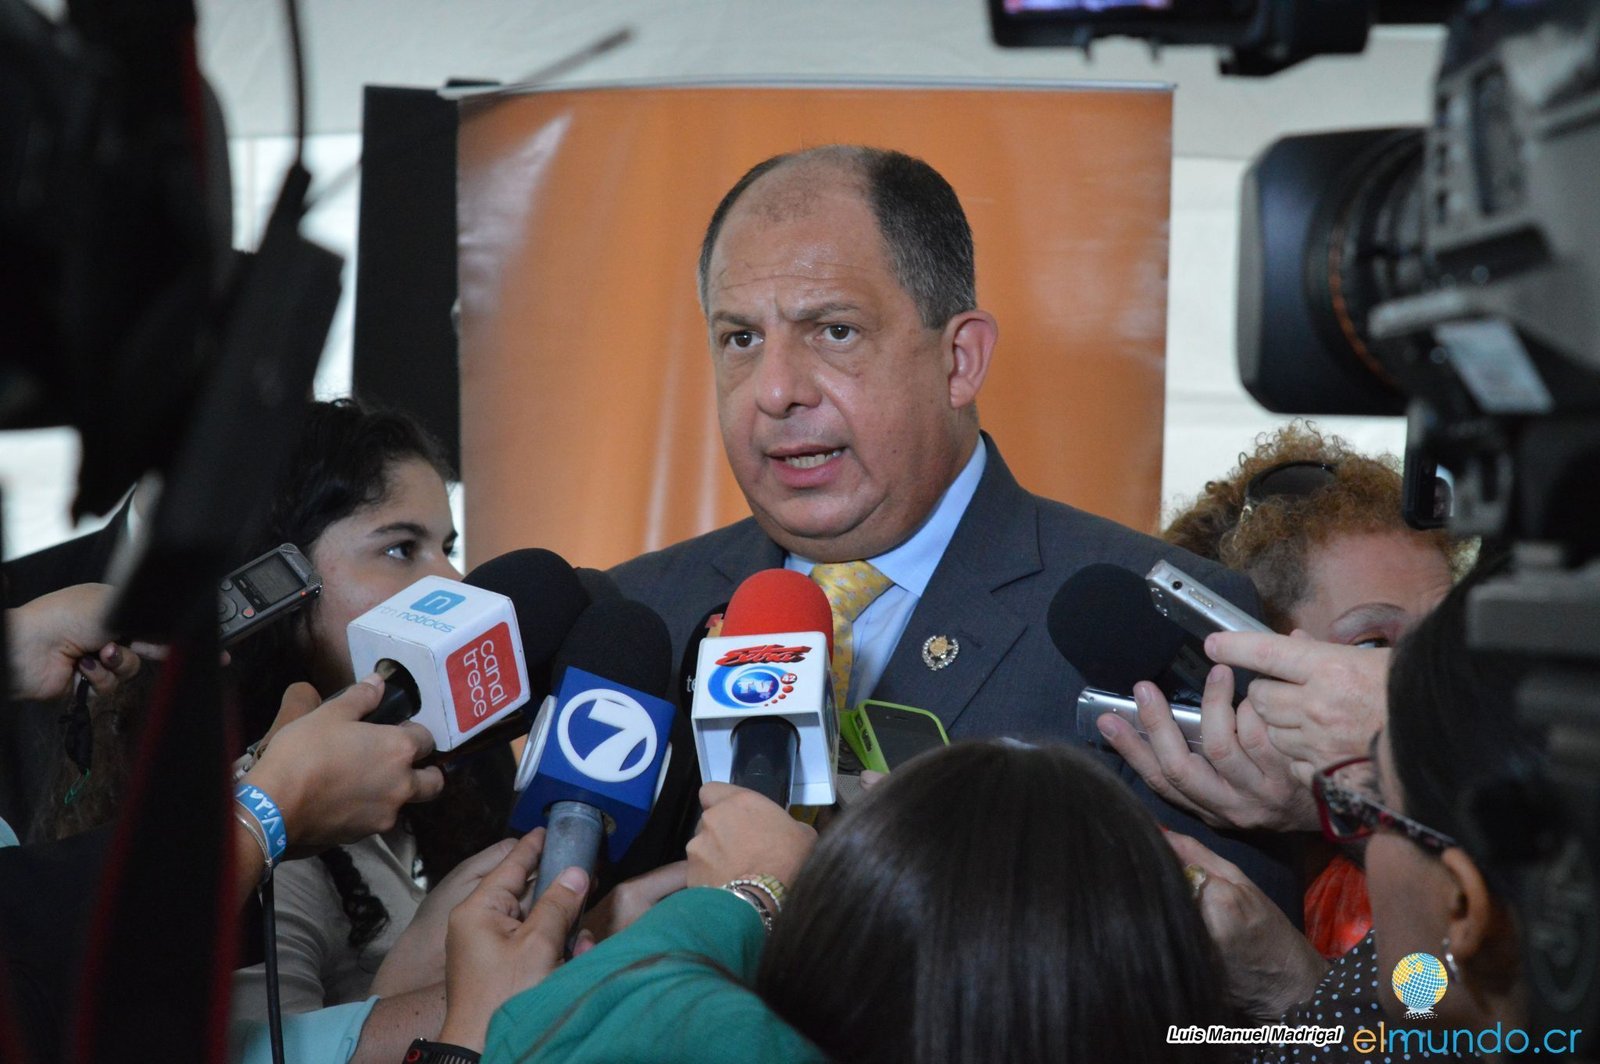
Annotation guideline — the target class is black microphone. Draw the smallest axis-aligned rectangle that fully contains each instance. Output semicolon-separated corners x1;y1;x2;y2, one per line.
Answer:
509;598;676;900
465;548;594;700
1047;563;1210;702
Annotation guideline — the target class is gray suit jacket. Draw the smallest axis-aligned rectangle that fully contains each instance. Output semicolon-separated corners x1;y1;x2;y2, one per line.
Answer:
611;435;1301;914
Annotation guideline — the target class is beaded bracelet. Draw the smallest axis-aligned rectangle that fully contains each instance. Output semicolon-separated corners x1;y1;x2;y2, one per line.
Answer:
726;874;786;914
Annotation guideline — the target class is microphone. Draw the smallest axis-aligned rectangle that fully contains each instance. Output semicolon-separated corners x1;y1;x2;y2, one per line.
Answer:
1048;563;1214;752
509;598;676;899
463;548;594;700
1047;563;1210;702
691;569;836;808
601;602;727;889
345;548;590;752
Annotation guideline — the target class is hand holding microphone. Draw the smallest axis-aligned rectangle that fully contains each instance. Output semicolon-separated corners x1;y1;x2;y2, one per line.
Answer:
686;782;816;890
1049;563;1313;833
1104;668;1316;833
437;828;592;1054
242;675;443;857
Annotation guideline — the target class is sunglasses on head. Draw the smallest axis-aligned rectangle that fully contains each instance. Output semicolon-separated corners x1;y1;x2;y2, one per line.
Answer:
1239;460;1338;520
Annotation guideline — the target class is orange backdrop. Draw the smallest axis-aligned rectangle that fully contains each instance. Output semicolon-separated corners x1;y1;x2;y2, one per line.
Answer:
456;82;1173;570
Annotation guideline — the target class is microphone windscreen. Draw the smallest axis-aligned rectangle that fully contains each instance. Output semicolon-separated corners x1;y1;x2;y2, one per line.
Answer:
721;569;834;657
1048;564;1188;693
551;598;673;699
464;548;591;695
575;567;623;603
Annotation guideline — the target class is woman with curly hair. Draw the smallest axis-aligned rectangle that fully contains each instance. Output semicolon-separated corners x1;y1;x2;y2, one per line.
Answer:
1161;421;1471;640
1102;421;1472;1043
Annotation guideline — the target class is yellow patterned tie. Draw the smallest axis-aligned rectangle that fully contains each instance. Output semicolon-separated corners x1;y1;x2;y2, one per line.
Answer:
808;561;895;710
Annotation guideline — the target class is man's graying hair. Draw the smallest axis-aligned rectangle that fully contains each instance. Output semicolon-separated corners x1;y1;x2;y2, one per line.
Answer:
696;146;978;329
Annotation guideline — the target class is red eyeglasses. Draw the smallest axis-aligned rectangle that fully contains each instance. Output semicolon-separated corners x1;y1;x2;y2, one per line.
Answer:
1312;756;1457;854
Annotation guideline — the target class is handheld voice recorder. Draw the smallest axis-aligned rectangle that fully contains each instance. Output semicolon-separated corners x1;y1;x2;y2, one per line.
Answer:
1145;560;1271;641
219;543;321;647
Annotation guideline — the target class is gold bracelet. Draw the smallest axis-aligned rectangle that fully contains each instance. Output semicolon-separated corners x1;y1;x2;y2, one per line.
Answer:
725;874;786;915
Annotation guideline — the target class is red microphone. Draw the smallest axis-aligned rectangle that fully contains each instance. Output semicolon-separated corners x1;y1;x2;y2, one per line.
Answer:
719;568;835;656
691;569;838;807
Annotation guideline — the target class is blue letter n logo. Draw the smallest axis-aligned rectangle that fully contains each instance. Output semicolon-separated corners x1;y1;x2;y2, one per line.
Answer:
412;590;466;615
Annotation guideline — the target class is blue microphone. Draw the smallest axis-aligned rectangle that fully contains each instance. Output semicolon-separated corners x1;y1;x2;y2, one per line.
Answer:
509;598;675;899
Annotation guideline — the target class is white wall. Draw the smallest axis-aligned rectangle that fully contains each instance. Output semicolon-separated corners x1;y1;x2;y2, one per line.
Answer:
2;0;1443;558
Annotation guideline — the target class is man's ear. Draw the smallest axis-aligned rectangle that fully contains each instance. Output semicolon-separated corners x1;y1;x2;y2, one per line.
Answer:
943;310;997;411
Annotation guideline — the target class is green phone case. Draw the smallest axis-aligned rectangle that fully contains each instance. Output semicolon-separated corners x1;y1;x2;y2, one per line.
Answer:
840;699;950;773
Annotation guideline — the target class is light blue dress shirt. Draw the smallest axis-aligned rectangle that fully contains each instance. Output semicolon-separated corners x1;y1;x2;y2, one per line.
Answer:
786;438;987;709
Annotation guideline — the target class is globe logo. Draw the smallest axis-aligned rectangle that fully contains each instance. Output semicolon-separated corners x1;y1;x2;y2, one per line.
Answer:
728;667;784;706
1392;952;1448;1018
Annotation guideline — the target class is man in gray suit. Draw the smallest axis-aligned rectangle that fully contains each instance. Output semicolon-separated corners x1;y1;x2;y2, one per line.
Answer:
611;145;1298;911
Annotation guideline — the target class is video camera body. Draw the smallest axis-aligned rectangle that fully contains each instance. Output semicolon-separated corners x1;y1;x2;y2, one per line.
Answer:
996;0;1600;1047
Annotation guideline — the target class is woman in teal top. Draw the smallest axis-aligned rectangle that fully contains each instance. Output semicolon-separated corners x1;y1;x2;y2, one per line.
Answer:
487;886;823;1064
443;740;1235;1064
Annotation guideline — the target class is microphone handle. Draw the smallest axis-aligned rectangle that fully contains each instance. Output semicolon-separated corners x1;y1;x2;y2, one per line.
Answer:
729;717;799;808
363;659;421;725
533;800;605;902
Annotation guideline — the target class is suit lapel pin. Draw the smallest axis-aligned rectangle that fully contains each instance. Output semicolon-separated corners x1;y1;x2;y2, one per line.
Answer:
921;634;959;671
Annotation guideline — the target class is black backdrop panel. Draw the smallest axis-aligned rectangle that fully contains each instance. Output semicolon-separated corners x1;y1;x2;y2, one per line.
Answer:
352;85;464;472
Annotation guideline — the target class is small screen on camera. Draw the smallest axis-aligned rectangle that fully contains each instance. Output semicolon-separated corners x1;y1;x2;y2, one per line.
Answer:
1000;0;1249;19
243;555;302;605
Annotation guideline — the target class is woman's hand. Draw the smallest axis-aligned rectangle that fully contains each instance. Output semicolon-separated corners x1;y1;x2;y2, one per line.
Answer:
1100;664;1318;832
1169;832;1328;1019
6;583;146;702
686;783;816;889
1206;631;1389;784
370;838;519;997
437;829;591;1053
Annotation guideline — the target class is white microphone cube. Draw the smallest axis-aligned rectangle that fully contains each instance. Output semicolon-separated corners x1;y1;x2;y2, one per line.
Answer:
691;631;837;807
347;575;531;751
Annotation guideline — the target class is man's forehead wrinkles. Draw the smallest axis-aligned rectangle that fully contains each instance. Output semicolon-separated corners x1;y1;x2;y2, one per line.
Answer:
711;265;871;315
715;255;869;283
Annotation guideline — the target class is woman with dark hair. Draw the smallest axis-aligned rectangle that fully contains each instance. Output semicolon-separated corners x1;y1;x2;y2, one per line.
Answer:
222;399;513;1025
1327;558;1544;1052
433;741;1234;1064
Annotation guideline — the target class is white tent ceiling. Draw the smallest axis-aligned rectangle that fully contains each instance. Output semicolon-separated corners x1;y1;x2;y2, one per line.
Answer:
183;0;1441;157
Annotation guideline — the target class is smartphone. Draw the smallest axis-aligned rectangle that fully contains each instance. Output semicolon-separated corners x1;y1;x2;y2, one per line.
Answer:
1077;688;1204;754
1145;559;1271;641
219;543;322;647
841;700;949;773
